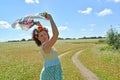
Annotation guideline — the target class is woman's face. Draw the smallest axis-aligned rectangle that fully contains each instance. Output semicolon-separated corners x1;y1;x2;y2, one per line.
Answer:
38;31;49;43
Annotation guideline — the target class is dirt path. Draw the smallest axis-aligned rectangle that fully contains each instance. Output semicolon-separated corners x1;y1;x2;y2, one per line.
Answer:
72;50;99;80
59;51;70;58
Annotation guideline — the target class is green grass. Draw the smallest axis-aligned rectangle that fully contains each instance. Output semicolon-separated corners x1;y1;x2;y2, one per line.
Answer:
59;41;94;80
0;41;43;80
1;39;119;80
78;44;120;80
60;49;84;80
0;56;42;80
0;40;89;80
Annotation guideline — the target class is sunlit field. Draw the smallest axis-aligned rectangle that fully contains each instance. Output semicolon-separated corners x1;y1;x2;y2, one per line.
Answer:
0;40;86;80
78;43;120;80
0;39;119;80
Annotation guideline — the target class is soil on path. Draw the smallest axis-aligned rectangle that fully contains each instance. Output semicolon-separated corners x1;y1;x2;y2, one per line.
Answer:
72;50;99;80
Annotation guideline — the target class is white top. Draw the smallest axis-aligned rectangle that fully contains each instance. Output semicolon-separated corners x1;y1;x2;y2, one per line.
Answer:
40;42;58;61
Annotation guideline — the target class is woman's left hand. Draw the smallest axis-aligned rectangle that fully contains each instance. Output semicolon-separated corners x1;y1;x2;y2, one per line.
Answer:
45;13;52;20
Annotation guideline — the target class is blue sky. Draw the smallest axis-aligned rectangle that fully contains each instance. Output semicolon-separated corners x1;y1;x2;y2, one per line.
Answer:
0;0;120;42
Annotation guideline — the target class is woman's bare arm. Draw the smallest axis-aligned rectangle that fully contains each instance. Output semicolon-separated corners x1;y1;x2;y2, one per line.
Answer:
43;13;59;53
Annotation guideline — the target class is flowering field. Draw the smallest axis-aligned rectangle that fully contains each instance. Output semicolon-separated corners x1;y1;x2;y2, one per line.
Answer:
0;39;119;80
0;40;85;80
78;44;120;80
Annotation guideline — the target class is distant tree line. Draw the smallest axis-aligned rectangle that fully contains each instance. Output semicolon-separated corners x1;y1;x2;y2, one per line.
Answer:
8;36;106;42
79;36;105;39
58;36;105;40
8;39;32;42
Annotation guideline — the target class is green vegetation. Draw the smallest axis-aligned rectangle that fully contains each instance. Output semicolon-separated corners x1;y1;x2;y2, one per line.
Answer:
0;40;86;80
0;39;120;80
0;41;42;80
107;27;120;49
60;49;84;80
78;44;120;80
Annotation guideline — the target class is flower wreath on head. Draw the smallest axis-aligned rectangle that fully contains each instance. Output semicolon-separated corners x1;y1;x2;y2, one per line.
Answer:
38;26;48;33
33;26;48;38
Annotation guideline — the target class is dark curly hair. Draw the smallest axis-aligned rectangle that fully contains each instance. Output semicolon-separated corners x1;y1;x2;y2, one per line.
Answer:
32;29;41;46
32;28;49;46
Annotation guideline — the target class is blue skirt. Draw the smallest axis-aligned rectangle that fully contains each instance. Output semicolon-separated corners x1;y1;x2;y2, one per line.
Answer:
40;58;63;80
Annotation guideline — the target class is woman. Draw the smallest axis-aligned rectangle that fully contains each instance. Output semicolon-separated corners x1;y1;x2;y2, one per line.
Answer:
32;13;63;80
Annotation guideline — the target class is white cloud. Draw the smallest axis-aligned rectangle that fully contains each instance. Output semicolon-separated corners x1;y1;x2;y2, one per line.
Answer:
107;0;120;3
0;21;11;29
25;0;39;4
112;0;120;3
78;7;93;14
58;26;68;31
96;8;112;16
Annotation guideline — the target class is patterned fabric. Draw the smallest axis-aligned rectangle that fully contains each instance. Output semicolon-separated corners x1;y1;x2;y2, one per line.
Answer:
40;64;63;80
